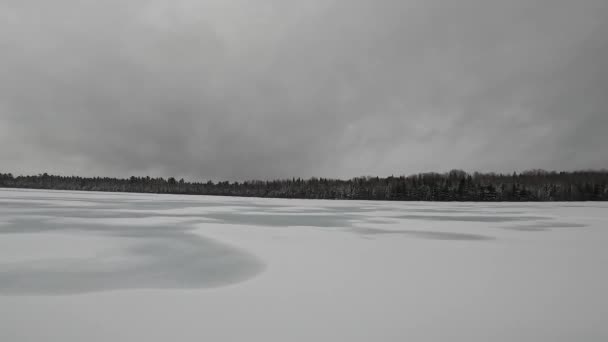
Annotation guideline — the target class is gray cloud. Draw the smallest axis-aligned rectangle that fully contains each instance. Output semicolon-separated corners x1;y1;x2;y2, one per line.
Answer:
1;0;607;181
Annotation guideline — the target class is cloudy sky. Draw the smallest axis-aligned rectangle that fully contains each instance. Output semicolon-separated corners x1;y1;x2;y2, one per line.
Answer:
1;0;607;181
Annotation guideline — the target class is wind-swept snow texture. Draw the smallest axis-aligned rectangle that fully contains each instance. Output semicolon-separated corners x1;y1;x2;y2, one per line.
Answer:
1;188;607;341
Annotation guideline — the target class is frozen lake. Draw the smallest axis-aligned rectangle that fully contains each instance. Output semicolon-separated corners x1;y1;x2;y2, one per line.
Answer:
1;188;607;341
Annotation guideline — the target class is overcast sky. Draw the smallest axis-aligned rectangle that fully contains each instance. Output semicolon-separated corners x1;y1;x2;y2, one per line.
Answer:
1;0;607;181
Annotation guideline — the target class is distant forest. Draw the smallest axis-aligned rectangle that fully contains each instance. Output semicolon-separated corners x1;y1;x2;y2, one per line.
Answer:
1;170;607;201
0;170;608;201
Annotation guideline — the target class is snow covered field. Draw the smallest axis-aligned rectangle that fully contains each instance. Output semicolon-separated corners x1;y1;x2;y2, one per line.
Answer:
1;188;607;341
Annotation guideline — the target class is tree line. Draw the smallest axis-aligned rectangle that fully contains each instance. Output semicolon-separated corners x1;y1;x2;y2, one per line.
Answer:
1;170;607;201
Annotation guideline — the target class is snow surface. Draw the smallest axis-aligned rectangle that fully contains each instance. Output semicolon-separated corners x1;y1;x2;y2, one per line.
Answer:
0;188;607;341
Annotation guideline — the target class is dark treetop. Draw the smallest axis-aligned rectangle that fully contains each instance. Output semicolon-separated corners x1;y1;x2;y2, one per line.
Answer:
2;170;607;201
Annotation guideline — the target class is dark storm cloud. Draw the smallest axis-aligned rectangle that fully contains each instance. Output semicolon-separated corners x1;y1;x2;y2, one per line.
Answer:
1;0;607;181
